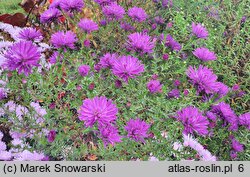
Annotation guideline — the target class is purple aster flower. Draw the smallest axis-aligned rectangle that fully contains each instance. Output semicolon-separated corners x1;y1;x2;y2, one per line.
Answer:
176;106;209;136
231;138;244;152
241;16;247;23
151;23;157;30
98;124;122;147
94;0;116;6
238;91;245;97
94;64;102;72
47;130;56;143
78;18;99;33
159;33;165;42
83;39;91;47
216;82;229;98
125;118;150;142
167;22;173;28
211;102;238;131
230;151;237;159
193;47;217;61
112;55;144;83
174;80;181;87
165;34;182;51
186;65;220;94
147;79;162;94
102;2;125;20
18;28;43;42
180;52;188;60
239;112;250;130
78;65;90;77
78;96;118;127
50;31;78;50
99;53;118;68
163;53;169;60
151;74;158;80
120;22;135;31
49;0;62;8
128;7;148;22
49;51;63;64
115;79;122;88
183;89;189;96
206;111;217;121
192;22;209;39
168;89;180;99
4;41;40;76
60;0;84;12
142;29;149;34
88;83;95;90
126;32;156;54
162;0;173;8
40;8;61;24
100;19;107;26
232;84;240;91
0;88;7;100
0;151;12;160
154;16;164;24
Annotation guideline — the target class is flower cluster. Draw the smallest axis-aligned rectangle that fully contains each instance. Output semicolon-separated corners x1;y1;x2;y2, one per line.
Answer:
0;100;49;161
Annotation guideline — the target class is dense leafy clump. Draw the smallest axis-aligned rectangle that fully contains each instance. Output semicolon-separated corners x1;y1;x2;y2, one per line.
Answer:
0;0;249;161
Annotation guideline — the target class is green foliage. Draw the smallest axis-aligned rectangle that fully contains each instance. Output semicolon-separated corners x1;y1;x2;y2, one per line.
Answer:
0;0;24;14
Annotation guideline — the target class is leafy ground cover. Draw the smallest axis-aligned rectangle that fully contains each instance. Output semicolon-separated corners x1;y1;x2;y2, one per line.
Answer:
0;0;249;161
